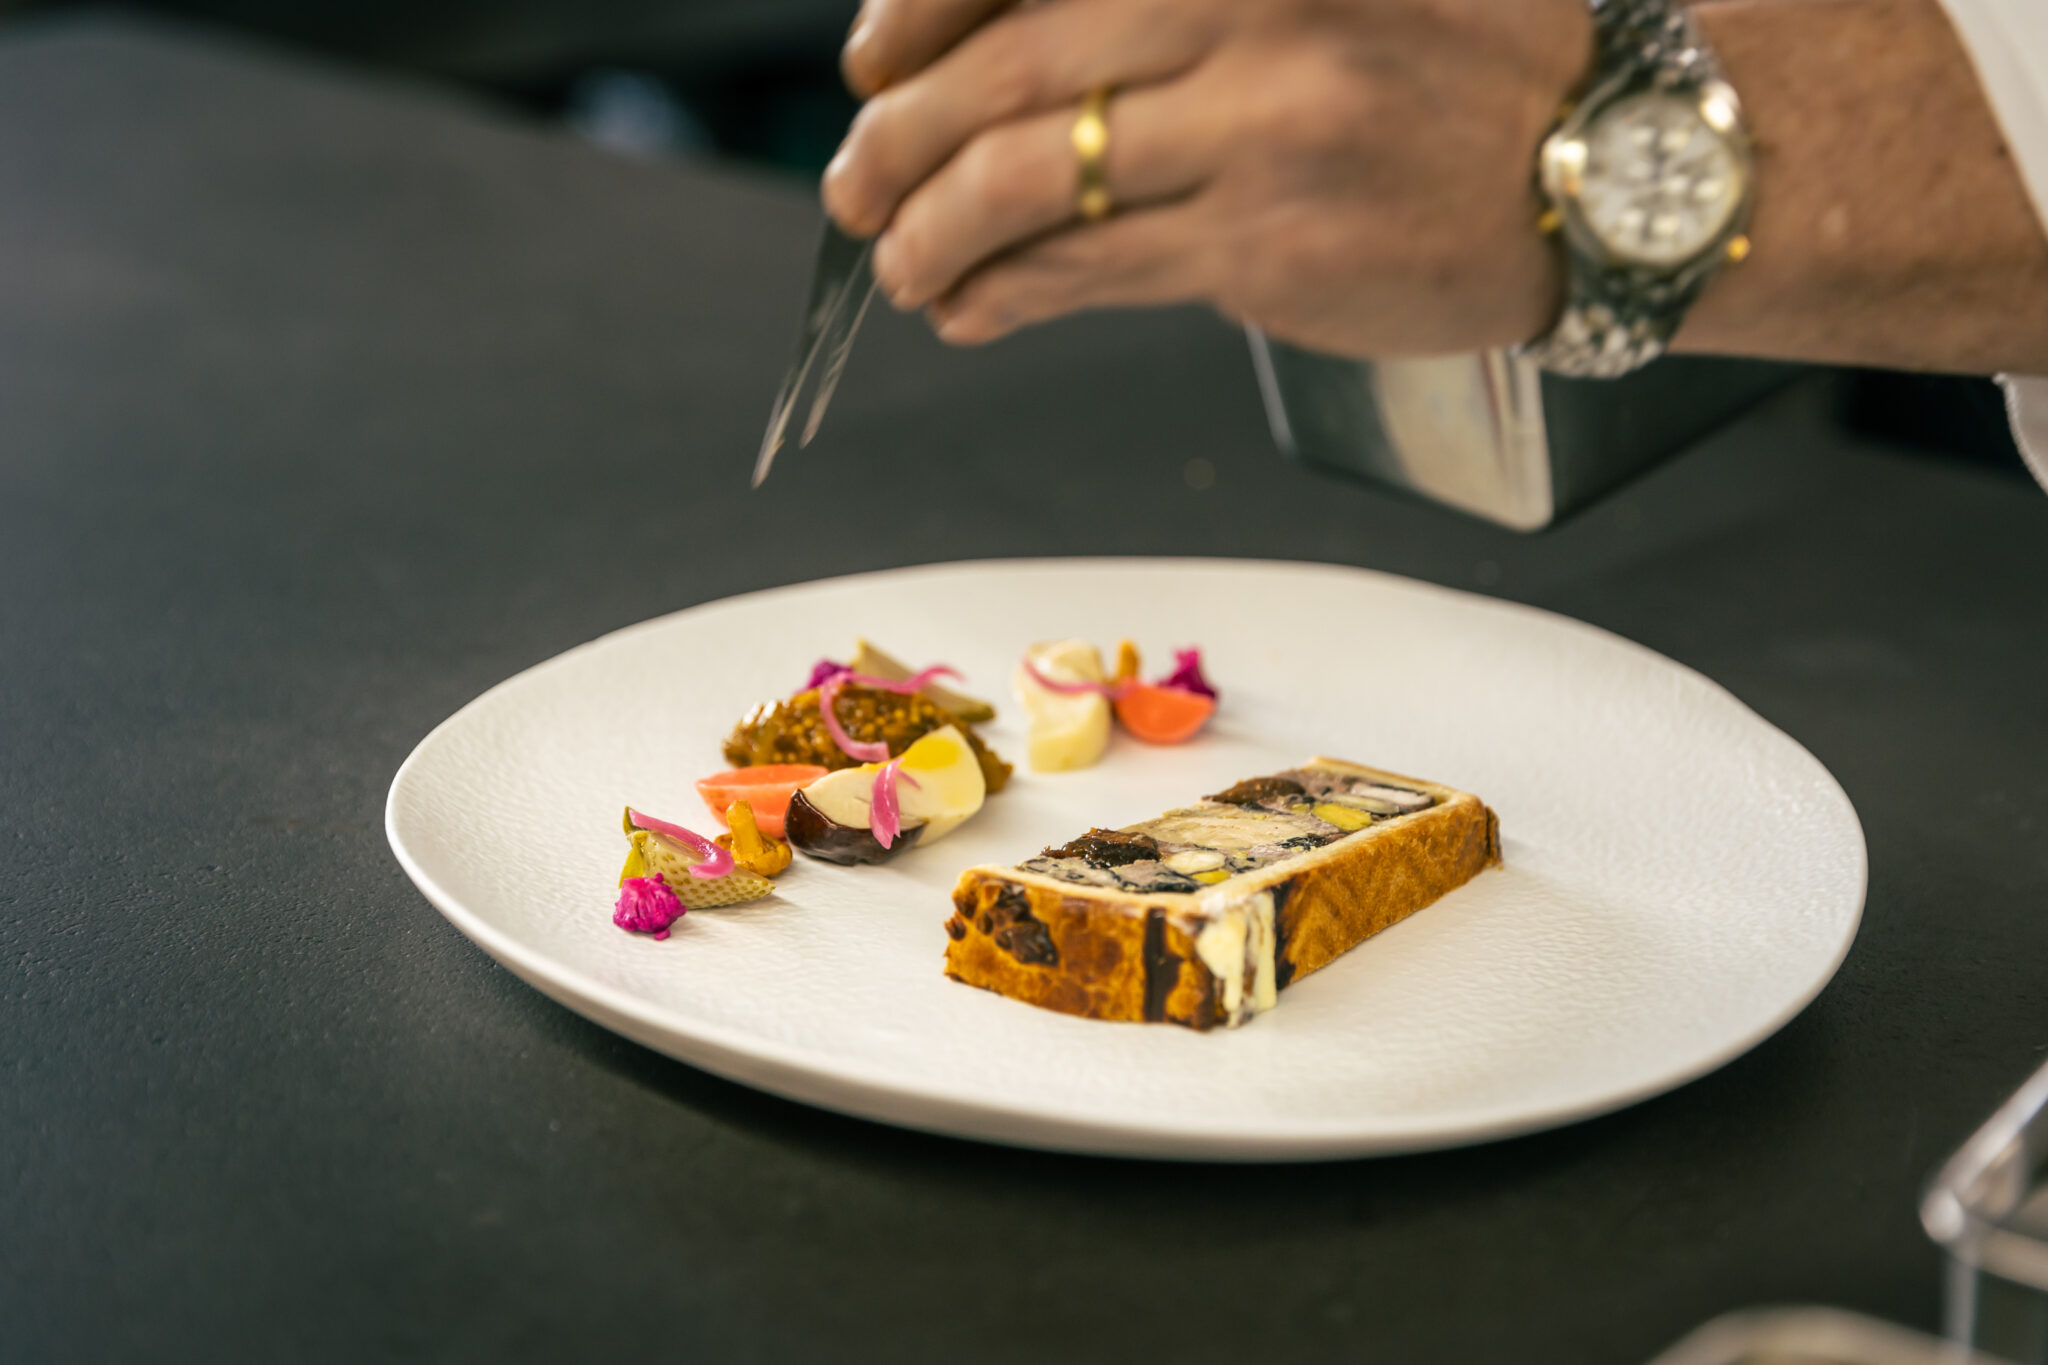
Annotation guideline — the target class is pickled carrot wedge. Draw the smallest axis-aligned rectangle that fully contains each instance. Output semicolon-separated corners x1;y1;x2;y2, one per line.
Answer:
695;765;829;840
1113;685;1217;745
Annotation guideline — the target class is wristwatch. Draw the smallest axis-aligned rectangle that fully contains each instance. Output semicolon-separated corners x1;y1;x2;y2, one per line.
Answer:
1522;0;1755;379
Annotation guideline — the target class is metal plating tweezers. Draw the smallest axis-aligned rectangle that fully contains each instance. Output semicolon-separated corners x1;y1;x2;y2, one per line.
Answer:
751;221;878;488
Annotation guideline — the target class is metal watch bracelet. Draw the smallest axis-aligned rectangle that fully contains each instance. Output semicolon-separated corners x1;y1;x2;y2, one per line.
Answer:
1521;0;1733;379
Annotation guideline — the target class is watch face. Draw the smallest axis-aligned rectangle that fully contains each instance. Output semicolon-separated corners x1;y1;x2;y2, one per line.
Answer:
1580;92;1744;267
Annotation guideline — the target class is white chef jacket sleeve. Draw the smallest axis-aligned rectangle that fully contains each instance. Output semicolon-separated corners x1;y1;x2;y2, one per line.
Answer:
1936;0;2048;487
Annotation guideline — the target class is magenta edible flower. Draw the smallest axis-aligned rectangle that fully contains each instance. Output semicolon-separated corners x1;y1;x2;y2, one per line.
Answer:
802;659;853;693
614;874;684;940
1157;648;1217;700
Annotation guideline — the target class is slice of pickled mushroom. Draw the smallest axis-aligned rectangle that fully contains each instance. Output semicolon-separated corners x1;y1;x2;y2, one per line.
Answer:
715;799;793;877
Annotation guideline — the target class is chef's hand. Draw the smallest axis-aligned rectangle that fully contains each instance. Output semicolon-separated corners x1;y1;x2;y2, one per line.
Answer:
822;0;1591;355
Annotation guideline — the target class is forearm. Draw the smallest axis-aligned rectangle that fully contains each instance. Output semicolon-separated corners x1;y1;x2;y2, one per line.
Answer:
1675;0;2048;373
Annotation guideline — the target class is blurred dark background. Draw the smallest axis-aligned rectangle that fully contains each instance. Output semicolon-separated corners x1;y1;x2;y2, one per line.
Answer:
6;0;870;167
1;0;2027;479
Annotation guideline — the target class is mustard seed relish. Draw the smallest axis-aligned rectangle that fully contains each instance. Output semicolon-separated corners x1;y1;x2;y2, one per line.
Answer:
723;685;1012;794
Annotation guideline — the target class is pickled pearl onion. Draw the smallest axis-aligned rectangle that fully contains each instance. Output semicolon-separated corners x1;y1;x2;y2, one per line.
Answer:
626;808;735;879
818;676;891;763
1021;656;1129;700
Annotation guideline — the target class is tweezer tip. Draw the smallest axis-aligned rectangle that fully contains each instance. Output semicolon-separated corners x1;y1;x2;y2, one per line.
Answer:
750;440;781;489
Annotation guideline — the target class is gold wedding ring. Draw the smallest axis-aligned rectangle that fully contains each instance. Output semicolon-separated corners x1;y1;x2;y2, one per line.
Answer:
1072;87;1112;222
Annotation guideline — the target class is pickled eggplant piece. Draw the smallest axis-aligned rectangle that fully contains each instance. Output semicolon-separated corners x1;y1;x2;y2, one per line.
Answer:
784;789;924;866
1206;776;1307;807
1040;828;1162;868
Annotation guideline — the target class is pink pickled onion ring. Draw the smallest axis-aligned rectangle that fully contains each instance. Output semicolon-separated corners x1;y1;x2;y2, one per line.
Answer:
1022;656;1130;701
844;665;962;695
1157;647;1217;700
870;761;904;850
689;843;734;880
817;676;891;764
800;661;960;698
626;808;734;880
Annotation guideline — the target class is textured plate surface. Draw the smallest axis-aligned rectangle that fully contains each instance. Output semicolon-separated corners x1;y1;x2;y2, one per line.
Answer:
386;559;1865;1160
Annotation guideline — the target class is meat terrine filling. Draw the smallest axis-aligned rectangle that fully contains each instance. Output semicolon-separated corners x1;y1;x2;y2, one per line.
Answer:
1017;766;1438;897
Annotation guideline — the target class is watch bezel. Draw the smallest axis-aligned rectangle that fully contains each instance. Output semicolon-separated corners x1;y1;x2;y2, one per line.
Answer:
1540;73;1754;282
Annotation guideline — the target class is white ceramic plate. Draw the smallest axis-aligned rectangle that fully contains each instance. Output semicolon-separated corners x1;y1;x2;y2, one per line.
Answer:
386;559;1865;1161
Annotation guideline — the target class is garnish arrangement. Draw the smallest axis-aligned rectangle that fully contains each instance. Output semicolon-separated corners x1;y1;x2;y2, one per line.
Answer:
604;631;1495;1032
615;638;1023;935
614;804;785;939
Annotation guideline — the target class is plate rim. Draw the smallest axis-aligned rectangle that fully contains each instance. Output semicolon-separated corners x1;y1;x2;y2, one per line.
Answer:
385;555;1868;1161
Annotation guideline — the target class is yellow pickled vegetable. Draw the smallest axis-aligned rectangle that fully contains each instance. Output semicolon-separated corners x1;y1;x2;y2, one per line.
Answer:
716;799;793;877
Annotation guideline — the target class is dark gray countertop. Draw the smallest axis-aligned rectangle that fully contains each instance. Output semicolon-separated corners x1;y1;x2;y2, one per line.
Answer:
5;17;2047;1363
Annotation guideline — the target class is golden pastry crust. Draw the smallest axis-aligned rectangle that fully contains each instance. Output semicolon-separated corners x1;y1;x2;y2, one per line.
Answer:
943;758;1501;1031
